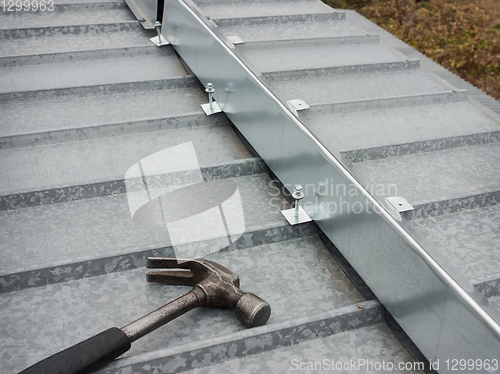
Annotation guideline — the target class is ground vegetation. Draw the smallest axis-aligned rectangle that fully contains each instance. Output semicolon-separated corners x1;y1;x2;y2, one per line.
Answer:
324;0;500;100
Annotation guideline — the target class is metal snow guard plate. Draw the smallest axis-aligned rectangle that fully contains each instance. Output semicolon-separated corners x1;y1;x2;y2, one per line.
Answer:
156;0;500;371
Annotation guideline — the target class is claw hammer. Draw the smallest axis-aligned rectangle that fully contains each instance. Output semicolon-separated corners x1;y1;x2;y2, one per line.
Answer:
20;257;271;374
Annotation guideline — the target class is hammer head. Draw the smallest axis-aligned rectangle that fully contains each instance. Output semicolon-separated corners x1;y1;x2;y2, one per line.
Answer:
146;257;271;328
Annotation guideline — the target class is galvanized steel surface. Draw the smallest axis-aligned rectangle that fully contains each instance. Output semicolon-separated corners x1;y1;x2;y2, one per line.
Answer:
123;0;158;28
2;0;499;372
159;0;500;370
1;1;423;372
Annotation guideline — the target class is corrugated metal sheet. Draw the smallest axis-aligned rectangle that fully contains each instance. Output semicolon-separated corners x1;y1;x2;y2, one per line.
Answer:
1;0;499;372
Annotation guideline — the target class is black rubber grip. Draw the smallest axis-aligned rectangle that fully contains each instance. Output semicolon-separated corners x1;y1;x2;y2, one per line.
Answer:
19;327;131;374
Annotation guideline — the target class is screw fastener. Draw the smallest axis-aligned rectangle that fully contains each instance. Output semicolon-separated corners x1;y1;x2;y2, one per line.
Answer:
205;83;215;110
281;184;312;225
292;185;304;218
154;21;162;42
201;83;222;116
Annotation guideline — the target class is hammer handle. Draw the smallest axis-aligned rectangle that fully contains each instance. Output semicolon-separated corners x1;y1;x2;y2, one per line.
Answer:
121;288;204;342
19;290;204;374
19;327;131;374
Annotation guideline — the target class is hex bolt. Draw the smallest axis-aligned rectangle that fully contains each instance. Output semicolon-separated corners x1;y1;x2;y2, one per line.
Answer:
292;185;304;218
154;21;162;43
205;83;215;110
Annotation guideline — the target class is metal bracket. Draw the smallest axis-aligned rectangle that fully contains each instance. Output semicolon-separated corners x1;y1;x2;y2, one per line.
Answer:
202;83;223;115
287;99;310;116
150;35;170;46
201;101;222;115
227;36;244;45
281;185;312;225
204;15;218;29
386;196;414;213
385;196;413;221
282;205;312;225
151;22;170;46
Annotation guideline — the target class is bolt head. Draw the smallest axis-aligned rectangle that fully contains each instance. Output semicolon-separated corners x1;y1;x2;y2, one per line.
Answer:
292;184;304;200
205;83;215;93
225;82;235;92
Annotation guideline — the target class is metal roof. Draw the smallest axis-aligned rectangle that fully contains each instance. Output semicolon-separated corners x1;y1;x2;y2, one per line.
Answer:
1;0;499;373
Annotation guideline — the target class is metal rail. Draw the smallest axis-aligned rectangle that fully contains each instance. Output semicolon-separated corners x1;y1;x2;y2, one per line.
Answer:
125;0;158;29
151;0;500;371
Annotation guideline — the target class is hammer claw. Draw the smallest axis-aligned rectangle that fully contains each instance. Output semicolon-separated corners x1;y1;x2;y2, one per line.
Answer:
146;270;195;285
146;257;210;285
146;257;190;269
